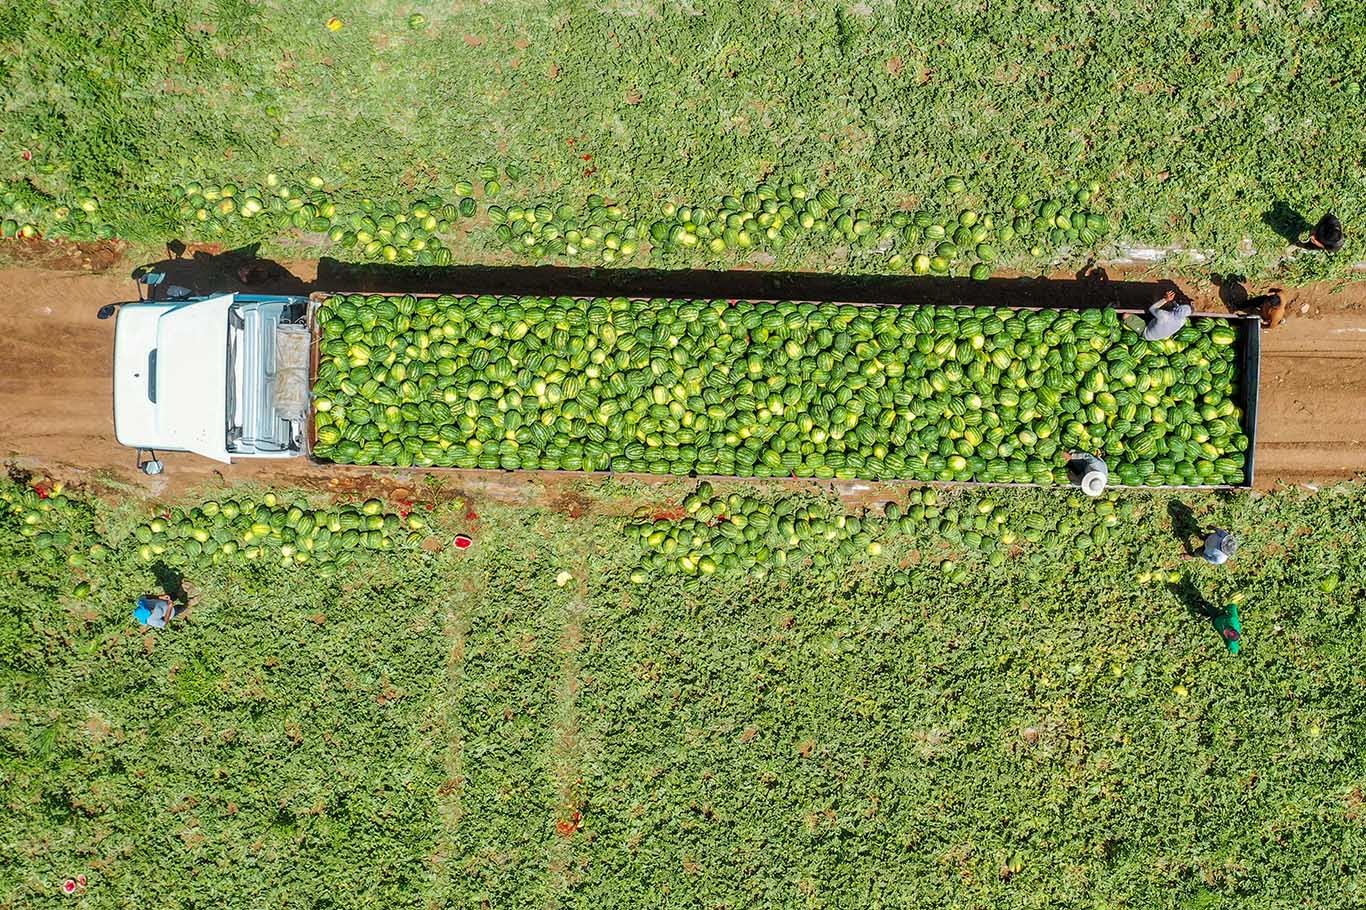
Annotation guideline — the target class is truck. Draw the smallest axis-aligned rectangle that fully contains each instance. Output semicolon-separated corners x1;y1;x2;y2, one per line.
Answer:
113;292;315;471
112;290;1262;487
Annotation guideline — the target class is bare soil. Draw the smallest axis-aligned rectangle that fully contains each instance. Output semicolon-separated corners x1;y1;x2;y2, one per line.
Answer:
1;256;1362;508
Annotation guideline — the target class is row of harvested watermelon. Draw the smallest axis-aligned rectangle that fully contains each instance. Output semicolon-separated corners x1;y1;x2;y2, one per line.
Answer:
628;483;1141;579
487;175;1111;275
5;163;1113;277
131;493;431;575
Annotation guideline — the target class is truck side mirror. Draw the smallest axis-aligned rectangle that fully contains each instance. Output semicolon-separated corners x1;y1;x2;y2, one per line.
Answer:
136;449;164;475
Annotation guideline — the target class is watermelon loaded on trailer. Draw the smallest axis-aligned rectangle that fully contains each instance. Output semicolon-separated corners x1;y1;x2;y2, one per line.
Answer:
111;291;1260;488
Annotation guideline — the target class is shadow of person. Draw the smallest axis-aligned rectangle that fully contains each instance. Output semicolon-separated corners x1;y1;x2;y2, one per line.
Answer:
1074;260;1118;308
150;561;188;605
1210;273;1248;312
130;243;309;299
1167;501;1201;556
1167;572;1217;623
1261;201;1310;245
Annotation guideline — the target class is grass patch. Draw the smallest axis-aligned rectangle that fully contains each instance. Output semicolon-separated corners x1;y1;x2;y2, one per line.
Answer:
1;2;1362;278
2;479;1363;906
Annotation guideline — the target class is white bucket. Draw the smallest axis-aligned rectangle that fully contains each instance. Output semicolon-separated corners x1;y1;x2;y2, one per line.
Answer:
1080;470;1107;497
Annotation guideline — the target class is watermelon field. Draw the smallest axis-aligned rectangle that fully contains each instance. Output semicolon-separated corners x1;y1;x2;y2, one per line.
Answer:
4;1;1366;908
1;1;1363;280
3;476;1365;908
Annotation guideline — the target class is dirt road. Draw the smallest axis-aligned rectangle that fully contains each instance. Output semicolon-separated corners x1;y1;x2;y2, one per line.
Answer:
1;260;1362;503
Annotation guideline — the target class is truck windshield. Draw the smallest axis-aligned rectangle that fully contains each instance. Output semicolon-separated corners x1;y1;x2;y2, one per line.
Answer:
226;306;243;449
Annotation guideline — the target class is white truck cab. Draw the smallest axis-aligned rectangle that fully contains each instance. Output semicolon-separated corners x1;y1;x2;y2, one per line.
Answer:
113;293;313;464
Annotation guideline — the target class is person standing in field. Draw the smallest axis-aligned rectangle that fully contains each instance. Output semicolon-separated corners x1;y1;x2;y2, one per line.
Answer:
1210;601;1242;654
1200;528;1238;565
1305;213;1345;253
1202;593;1246;655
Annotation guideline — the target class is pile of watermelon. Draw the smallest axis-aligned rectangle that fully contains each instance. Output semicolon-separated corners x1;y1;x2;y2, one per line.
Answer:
170;172;493;266
156;164;1111;275
488;193;641;263
1;183;114;243
628;483;1143;578
629;485;877;579
490;176;1111;274
131;493;429;576
4;158;1117;274
311;293;1249;486
894;181;1110;278
4;481;79;549
882;488;1132;564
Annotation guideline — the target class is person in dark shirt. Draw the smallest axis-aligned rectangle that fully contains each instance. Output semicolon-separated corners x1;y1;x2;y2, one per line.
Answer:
1306;213;1345;253
1243;289;1286;329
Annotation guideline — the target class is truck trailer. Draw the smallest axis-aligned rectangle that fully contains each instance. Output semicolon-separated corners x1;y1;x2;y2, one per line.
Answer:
112;291;1261;488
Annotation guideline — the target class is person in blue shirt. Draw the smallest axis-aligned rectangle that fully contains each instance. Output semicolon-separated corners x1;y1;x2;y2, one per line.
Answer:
133;593;188;628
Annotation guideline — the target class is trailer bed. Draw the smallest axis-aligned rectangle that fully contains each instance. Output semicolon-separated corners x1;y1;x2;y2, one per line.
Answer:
306;293;1261;490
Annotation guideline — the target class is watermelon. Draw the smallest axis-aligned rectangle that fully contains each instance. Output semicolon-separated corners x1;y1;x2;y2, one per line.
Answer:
128;491;434;569
310;293;1248;487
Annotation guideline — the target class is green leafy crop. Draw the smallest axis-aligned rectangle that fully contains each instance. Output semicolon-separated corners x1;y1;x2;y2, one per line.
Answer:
3;477;1365;907
0;1;1361;278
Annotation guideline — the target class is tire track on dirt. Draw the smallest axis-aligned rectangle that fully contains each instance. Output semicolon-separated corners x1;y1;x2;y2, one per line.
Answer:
430;558;475;900
546;555;590;907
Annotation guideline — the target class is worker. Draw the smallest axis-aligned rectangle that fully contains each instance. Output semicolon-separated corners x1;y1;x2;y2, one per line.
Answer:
1209;600;1243;655
1243;289;1287;329
1201;528;1238;565
132;593;189;628
1136;289;1193;341
1066;452;1108;497
1306;213;1345;253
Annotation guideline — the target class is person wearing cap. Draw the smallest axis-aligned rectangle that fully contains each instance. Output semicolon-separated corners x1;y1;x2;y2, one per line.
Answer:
133;593;188;628
1201;528;1237;565
1066;452;1108;497
1305;213;1345;253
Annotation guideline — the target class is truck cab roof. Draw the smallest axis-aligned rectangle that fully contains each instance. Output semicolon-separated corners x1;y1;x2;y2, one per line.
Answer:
113;293;312;463
114;295;234;462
